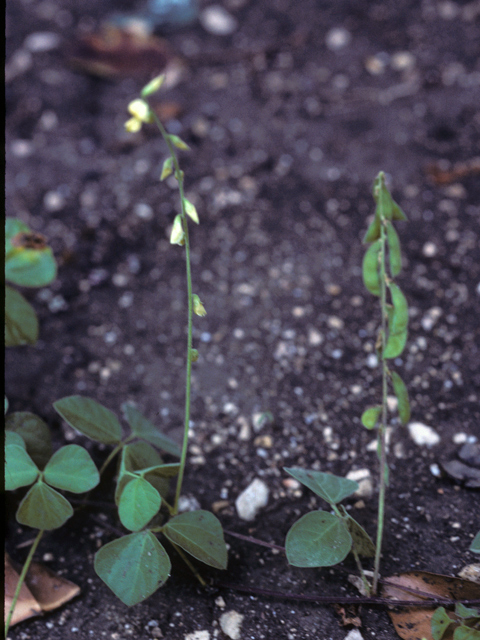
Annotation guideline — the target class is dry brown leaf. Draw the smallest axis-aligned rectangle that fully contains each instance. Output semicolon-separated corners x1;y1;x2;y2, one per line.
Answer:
25;562;81;612
4;552;81;627
381;570;480;640
68;25;173;78
334;603;362;628
4;553;42;626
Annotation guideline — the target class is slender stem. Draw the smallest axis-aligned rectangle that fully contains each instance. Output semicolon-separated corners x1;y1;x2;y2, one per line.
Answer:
373;217;388;595
5;529;44;636
170;542;206;587
148;106;193;516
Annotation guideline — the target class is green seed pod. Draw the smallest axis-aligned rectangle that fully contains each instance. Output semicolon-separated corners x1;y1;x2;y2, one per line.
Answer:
160;157;173;181
170;215;185;245
392;201;408;221
362;239;381;296
192;295;206;317
386;222;402;277
384;329;408;359
141;74;165;98
363;214;381;243
361;405;382;429
388;283;408;336
391;371;411;424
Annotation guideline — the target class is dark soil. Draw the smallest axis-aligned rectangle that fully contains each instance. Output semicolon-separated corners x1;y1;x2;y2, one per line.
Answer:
5;0;480;639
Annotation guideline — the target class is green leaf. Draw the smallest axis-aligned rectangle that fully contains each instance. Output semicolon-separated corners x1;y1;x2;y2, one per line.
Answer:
5;412;52;469
363;214;381;243
345;515;375;557
43;445;100;493
5;285;38;346
362;240;381;296
141;463;180;479
286;511;352;567
5;431;26;448
118;477;161;532
121;404;181;457
16;481;73;530
160;156;173;181
163;511;228;570
386;222;402;277
361;405;382;429
284;468;358;505
391;372;411;424
431;607;452;640
455;603;479;619
383;329;408;359
392;201;408;221
5;444;39;490
470;531;480;553
94;531;171;606
167;134;190;151
54;396;122;444
5;220;56;287
117;442;169;503
453;625;480;640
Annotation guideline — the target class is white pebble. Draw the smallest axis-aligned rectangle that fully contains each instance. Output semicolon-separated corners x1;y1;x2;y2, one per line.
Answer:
11;140;34;158
24;32;61;53
325;27;351;51
422;241;437;257
430;463;441;477
344;630;364;640
44;190;65;212
235;478;269;521
134;203;153;220
408;422;440;447
346;469;373;500
184;632;210;640
453;432;468;444
200;6;238;36
219;611;244;640
458;564;480;584
391;51;415;71
307;328;324;346
178;496;201;512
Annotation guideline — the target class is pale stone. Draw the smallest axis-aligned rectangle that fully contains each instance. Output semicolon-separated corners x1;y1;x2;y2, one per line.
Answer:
408;422;440;447
344;629;364;640
200;6;238;35
184;631;210;640
219;611;244;640
346;468;373;499
235;478;269;521
458;563;480;585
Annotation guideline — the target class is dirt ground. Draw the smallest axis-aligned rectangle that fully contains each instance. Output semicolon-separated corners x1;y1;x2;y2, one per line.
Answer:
5;0;480;639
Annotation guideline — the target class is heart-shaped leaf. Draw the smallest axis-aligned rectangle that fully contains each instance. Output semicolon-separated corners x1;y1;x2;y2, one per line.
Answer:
54;396;122;444
6;412;52;469
345;515;375;558
284;468;358;505
286;511;352;567
16;482;73;530
121;404;181;457
43;445;99;493
94;531;171;606
5;444;39;490
118;477;161;532
5;286;38;346
163;510;227;570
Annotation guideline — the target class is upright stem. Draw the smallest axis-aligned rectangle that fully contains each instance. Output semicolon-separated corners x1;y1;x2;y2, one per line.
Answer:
5;529;44;636
149;108;193;516
373;219;388;595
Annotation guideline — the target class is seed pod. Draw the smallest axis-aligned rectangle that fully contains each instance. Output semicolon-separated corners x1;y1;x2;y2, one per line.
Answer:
386;222;402;277
391;371;411;424
362;239;381;296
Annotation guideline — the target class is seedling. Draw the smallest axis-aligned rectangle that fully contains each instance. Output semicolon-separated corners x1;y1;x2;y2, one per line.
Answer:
5;218;57;347
284;172;410;595
4;415;99;635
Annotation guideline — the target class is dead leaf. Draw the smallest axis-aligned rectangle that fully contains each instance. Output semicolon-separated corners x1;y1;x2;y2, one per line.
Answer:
68;24;173;78
24;562;81;612
5;553;42;626
4;552;81;627
334;603;362;628
426;157;480;185
381;571;480;640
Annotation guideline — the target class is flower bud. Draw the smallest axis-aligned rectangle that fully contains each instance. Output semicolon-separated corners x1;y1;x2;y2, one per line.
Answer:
170;214;185;245
141;74;165;98
193;294;207;317
168;134;190;151
184;198;199;224
160;157;173;181
190;348;199;363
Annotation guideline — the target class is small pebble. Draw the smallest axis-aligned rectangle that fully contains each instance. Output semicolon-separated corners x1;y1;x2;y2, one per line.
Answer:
391;51;416;71
44;190;66;212
458;564;480;584
178;496;201;512
325;27;351;51
408;422;440;447
430;463;441;477
235;478;269;521
346;468;373;499
184;632;210;640
219;611;244;640
24;32;61;53
11;140;34;158
134;203;153;220
344;630;364;640
200;5;238;35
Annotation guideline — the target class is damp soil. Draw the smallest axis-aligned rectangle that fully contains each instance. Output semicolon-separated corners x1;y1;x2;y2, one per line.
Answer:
5;0;480;639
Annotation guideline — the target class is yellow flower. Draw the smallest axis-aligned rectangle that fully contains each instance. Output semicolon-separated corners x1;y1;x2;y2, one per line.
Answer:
124;117;142;133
